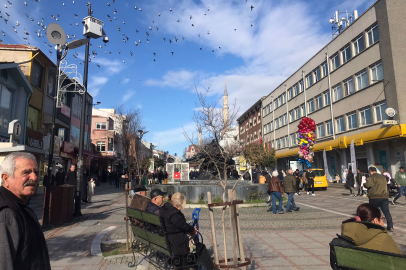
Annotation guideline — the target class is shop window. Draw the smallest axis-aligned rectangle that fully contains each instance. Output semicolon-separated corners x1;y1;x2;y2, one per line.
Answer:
31;61;43;89
27;106;39;131
0;85;13;134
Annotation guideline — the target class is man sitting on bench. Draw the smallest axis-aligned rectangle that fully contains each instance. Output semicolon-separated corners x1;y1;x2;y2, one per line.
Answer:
145;189;167;215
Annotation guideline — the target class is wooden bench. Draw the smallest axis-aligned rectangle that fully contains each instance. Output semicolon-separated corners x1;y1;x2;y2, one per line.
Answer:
330;235;406;270
127;207;202;269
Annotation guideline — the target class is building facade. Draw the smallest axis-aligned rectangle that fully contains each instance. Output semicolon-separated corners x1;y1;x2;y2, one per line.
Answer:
237;98;263;145
262;0;406;178
185;144;199;159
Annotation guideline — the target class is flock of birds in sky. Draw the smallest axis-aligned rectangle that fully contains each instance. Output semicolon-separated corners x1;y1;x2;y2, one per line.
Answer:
0;0;256;66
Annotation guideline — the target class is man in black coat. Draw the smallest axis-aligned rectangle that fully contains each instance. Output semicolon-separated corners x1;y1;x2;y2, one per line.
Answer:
65;164;77;186
0;152;51;270
293;169;301;195
306;168;316;196
145;189;167;215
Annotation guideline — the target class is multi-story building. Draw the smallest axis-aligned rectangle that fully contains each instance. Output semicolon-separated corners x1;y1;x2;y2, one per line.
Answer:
0;44;93;178
185;144;199;159
91;108;124;173
262;0;406;177
237;98;263;145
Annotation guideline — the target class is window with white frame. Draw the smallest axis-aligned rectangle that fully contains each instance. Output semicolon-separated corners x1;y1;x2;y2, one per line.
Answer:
282;93;286;104
96;122;107;129
291;133;296;145
375;101;388;122
360;107;372;126
274;99;278;109
295;107;301;119
353;35;365;55
321;61;328;77
317;124;325;138
96;141;106;152
323;90;331;106
299;80;304;93
284;114;287;126
367;24;379;46
293;84;299;96
288;88;293;100
281;137;285;148
371;62;383;82
270;121;273;131
315;95;322;109
263;108;266;116
296;132;300;144
277;139;280;149
344;77;355;95
336;117;345;133
348;112;358;129
300;104;306;117
331;53;340;71
275;118;280;129
280;116;284;126
356;70;369;90
253;118;256;126
285;135;289;147
308;99;315;113
278;96;282;106
314;68;321;83
333;84;342;101
289;110;294;122
326;120;333;135
306;73;313;88
341;45;352;64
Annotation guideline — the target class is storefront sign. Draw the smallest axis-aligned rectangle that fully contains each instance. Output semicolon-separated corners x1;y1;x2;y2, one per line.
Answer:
106;151;114;156
239;156;247;171
61;104;71;118
53;136;61;156
62;141;74;154
27;137;43;149
60;152;73;159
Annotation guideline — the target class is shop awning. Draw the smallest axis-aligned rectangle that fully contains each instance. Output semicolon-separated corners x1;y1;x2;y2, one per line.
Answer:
84;150;99;160
275;124;406;159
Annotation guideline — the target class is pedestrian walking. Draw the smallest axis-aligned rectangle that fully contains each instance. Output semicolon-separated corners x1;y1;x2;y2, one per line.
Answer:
193;169;199;179
65;164;77;186
267;171;285;214
346;167;355;197
158;170;164;184
283;169;300;212
278;169;284;185
163;171;168;184
392;166;406;205
87;177;96;203
302;170;308;192
306;168;315;196
356;169;364;196
243;171;251;181
0;152;51;270
364;166;394;231
293;169;301;195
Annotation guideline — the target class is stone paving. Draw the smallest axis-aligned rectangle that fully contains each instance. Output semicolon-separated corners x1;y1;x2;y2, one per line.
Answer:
31;183;406;269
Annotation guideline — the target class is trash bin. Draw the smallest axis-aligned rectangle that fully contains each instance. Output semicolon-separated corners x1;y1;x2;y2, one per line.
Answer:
46;185;75;225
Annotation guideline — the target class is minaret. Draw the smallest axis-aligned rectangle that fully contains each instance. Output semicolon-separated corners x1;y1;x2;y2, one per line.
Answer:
223;80;229;127
198;125;203;148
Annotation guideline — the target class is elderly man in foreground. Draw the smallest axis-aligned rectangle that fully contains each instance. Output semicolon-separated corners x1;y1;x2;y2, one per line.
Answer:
0;152;51;270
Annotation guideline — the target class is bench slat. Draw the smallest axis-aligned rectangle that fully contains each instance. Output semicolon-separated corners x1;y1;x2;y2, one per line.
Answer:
335;246;406;270
132;225;149;240
150;243;170;255
142;212;162;226
147;231;168;250
128;208;143;220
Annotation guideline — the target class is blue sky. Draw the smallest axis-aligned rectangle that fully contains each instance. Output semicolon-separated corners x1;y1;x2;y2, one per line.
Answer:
1;0;375;156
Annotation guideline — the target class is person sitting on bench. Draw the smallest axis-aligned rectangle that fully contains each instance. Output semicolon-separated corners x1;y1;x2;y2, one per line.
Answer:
341;203;401;254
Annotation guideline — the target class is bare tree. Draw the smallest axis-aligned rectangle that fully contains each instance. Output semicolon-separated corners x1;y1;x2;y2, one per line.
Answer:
115;105;145;180
243;142;276;170
184;84;242;200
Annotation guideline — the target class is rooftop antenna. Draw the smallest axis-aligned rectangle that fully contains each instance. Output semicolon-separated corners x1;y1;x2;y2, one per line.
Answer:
329;10;358;39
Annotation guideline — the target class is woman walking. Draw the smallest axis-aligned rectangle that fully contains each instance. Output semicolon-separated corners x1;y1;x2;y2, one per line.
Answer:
267;171;285;214
346;167;355;196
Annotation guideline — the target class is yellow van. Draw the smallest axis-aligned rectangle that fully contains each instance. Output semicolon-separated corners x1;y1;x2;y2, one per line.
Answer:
302;168;328;190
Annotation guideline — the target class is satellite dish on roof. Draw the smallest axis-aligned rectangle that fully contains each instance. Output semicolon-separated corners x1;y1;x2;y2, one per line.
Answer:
47;23;67;45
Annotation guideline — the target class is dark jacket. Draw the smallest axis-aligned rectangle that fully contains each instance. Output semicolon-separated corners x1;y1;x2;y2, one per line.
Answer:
356;172;364;185
293;171;300;180
243;172;251;180
268;176;284;194
145;201;160;215
364;173;388;199
278;171;284;181
55;171;65;186
346;172;355;187
65;170;77;186
0;187;51;270
264;173;271;184
283;175;296;193
160;202;195;255
341;221;401;254
306;171;315;180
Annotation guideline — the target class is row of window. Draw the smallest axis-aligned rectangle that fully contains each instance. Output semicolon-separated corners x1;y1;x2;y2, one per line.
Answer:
240;129;261;143
262;23;380;118
240;114;261;134
96;141;114;152
263;60;384;135
270;101;388;150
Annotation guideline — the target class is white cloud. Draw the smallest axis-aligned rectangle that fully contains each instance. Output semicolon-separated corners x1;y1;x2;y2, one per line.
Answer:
122;90;135;103
91;57;124;74
145;69;205;89
122;78;130;84
88;76;109;97
150;122;196;150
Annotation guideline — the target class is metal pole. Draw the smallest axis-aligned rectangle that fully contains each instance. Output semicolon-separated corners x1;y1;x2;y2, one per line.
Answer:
74;4;91;217
42;45;62;228
302;71;307;117
326;53;335;139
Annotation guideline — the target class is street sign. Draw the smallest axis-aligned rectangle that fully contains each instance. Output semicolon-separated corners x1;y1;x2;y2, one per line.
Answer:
383;120;398;125
8;120;21;137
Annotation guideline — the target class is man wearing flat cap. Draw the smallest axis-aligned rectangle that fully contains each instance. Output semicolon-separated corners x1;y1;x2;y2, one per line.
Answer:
145;189;167;215
130;185;150;210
